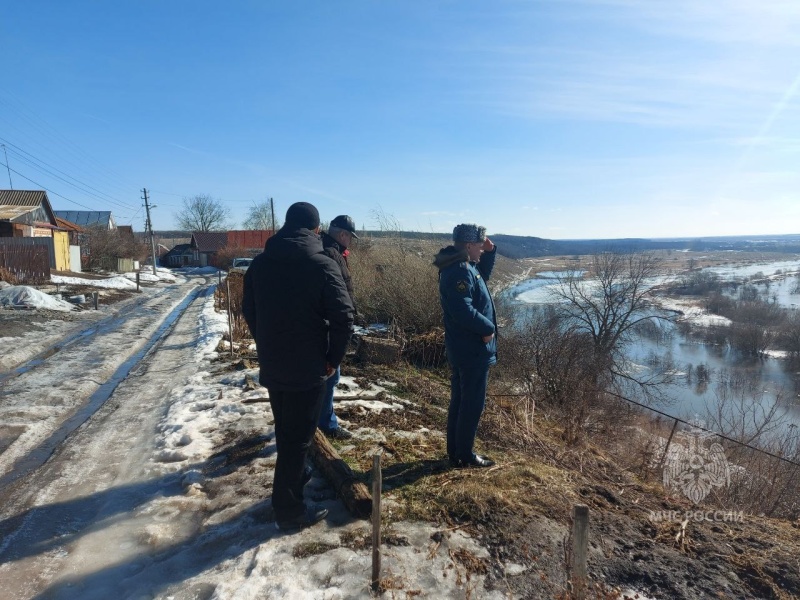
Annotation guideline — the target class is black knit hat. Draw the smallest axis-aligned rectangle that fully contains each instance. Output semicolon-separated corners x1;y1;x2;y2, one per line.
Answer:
330;215;359;239
284;202;320;230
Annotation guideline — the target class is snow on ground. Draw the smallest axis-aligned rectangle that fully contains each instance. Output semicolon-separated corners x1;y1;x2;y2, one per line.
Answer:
196;290;231;362
652;296;732;327
51;274;139;289
139;294;513;599
121;267;179;283
0;285;75;311
179;266;223;275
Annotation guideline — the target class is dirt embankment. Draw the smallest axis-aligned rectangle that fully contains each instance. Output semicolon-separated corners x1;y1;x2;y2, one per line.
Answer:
221;348;800;600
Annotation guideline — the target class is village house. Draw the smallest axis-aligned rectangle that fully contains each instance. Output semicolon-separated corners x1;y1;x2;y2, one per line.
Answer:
0;189;81;280
53;210;117;230
178;230;273;268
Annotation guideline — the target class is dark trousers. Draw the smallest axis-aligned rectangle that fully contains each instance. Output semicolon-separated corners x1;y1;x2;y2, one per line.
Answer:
447;362;490;463
268;385;325;519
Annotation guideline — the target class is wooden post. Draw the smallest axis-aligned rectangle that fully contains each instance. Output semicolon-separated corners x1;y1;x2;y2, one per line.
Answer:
136;271;140;292
225;278;234;357
569;504;589;600
657;418;680;472
93;291;99;310
371;452;382;591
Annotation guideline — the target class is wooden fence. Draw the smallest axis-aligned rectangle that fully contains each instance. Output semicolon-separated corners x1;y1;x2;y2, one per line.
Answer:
0;241;50;284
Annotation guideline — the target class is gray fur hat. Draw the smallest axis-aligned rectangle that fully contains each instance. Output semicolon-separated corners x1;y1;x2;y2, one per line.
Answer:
453;223;486;243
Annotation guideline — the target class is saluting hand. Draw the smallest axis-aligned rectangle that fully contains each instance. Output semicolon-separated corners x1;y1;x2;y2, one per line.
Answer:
482;237;495;252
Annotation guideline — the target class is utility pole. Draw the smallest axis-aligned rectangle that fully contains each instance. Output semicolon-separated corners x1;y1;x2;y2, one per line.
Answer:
1;144;12;189
270;197;276;233
142;188;158;276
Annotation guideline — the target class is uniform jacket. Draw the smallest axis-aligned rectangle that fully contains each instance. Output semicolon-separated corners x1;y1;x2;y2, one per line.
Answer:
433;245;498;366
321;231;356;312
242;227;354;391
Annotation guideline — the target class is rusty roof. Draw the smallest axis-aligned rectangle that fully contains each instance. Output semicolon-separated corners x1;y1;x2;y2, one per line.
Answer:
191;231;228;252
54;216;84;232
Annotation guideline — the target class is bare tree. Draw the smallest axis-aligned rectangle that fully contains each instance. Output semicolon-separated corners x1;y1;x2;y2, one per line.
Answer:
242;199;280;231
82;226;148;271
550;251;675;400
175;194;231;232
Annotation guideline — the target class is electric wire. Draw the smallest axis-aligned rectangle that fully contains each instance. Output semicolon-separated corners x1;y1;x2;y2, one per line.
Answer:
6;166;105;211
1;140;137;211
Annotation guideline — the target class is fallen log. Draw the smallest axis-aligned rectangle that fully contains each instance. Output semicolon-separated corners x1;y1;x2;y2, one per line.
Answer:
310;429;372;518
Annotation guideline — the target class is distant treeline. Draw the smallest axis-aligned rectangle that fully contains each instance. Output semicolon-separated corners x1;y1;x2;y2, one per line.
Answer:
362;231;800;258
149;229;800;258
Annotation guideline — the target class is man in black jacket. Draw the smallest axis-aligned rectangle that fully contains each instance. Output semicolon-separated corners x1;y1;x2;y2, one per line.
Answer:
243;202;354;530
318;214;359;439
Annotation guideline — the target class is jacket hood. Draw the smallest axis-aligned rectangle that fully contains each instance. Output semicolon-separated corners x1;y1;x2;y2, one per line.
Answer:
263;227;323;262
322;231;346;253
433;245;468;270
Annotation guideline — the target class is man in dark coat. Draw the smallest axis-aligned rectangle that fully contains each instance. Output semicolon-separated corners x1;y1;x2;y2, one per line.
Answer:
318;214;359;439
243;202;354;530
433;223;498;468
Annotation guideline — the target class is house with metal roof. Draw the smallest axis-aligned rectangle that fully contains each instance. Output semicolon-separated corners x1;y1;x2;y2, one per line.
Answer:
189;231;228;267
53;210;116;229
0;190;67;279
0;190;60;236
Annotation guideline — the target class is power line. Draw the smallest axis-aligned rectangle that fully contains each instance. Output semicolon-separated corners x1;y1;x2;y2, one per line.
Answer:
1;139;137;211
0;91;142;193
7;166;97;211
1;144;11;188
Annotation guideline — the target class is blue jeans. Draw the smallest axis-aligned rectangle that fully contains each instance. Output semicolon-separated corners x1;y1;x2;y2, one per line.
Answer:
447;363;490;463
317;365;340;431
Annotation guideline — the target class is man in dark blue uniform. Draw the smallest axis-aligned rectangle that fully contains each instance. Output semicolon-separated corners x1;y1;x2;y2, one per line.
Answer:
433;224;498;468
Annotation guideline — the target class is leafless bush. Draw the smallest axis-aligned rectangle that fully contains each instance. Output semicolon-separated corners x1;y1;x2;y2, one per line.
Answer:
216;244;254;270
726;322;775;356
670;271;722;295
217;270;249;349
0;266;18;284
777;311;800;356
349;236;442;334
82;226;149;271
702;384;800;518
497;306;605;443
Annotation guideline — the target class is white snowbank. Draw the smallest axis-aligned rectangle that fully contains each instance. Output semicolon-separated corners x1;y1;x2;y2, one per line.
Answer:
0;285;74;311
122;268;178;283
51;274;138;290
653;296;732;327
195;289;231;362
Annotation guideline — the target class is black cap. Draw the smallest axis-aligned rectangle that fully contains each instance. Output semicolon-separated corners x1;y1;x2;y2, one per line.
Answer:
284;202;320;230
330;214;359;239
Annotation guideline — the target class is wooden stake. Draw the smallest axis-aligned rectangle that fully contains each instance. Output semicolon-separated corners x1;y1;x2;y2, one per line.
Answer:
226;278;234;357
658;418;680;473
371;452;382;591
569;504;589;600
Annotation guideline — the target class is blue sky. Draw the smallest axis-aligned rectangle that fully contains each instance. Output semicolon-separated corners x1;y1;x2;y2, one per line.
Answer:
2;1;799;239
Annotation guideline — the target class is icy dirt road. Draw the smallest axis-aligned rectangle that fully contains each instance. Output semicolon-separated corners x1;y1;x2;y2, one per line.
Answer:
0;274;217;598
